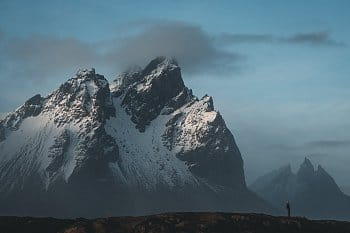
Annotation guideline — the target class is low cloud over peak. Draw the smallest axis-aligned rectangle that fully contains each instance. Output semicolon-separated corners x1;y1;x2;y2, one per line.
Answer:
0;21;345;112
107;21;241;75
1;35;100;82
0;23;345;84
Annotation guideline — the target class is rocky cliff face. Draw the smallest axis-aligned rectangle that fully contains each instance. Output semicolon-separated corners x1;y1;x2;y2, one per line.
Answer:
0;57;271;217
250;158;350;220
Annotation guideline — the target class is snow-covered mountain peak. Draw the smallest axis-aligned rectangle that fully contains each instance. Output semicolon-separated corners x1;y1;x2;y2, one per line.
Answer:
112;57;189;132
140;57;182;92
198;95;214;112
42;68;114;126
76;67;96;77
0;57;271;217
61;67;109;96
111;57;183;99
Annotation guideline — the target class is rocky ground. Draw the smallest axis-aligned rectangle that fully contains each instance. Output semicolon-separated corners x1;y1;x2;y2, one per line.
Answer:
1;212;350;233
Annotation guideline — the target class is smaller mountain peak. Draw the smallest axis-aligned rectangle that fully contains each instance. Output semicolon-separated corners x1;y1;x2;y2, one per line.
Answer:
50;68;110;107
69;68;108;89
298;157;314;173
316;165;327;174
76;68;96;78
301;157;313;169
200;95;214;112
73;68;108;85
297;157;315;182
314;164;343;194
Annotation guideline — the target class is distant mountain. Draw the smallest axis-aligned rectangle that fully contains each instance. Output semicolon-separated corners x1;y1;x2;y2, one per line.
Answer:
0;57;274;217
250;158;350;220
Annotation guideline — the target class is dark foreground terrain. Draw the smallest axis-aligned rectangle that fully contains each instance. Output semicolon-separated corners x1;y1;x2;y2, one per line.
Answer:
1;212;350;233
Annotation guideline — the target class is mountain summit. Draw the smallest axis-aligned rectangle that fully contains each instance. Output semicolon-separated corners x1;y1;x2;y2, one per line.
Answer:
250;158;350;220
0;57;272;217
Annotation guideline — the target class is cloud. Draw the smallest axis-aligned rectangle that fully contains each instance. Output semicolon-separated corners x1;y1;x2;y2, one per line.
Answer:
106;21;242;75
265;140;350;152
0;33;111;112
0;21;242;85
0;23;344;87
219;33;275;44
285;31;345;46
0;34;103;82
218;31;345;47
0;21;243;112
0;21;345;113
303;140;350;149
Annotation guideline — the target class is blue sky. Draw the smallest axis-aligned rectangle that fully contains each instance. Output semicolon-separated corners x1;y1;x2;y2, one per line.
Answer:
0;0;349;189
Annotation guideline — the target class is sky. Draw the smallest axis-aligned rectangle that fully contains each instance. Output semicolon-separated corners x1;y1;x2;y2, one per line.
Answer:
0;0;349;190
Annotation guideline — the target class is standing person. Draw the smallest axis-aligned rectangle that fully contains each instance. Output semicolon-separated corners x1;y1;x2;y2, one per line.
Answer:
286;201;291;217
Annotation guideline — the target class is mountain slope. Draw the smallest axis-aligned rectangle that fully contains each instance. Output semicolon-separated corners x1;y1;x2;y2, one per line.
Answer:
0;57;273;217
250;158;350;220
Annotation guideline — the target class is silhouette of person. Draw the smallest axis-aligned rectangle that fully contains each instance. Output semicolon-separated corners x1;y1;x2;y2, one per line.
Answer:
286;201;291;217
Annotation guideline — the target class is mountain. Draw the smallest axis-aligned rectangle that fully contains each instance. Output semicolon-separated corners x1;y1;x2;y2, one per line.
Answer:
0;57;273;217
250;158;350;220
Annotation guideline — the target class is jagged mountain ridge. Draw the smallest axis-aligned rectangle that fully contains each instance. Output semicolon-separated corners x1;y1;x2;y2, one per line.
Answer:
0;57;272;217
250;158;350;220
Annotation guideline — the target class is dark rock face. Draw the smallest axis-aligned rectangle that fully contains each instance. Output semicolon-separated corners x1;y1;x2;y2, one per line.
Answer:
0;57;273;217
23;94;44;117
112;69;143;97
1;213;350;233
296;158;315;184
250;158;350;220
46;129;71;176
121;57;186;132
0;124;5;142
